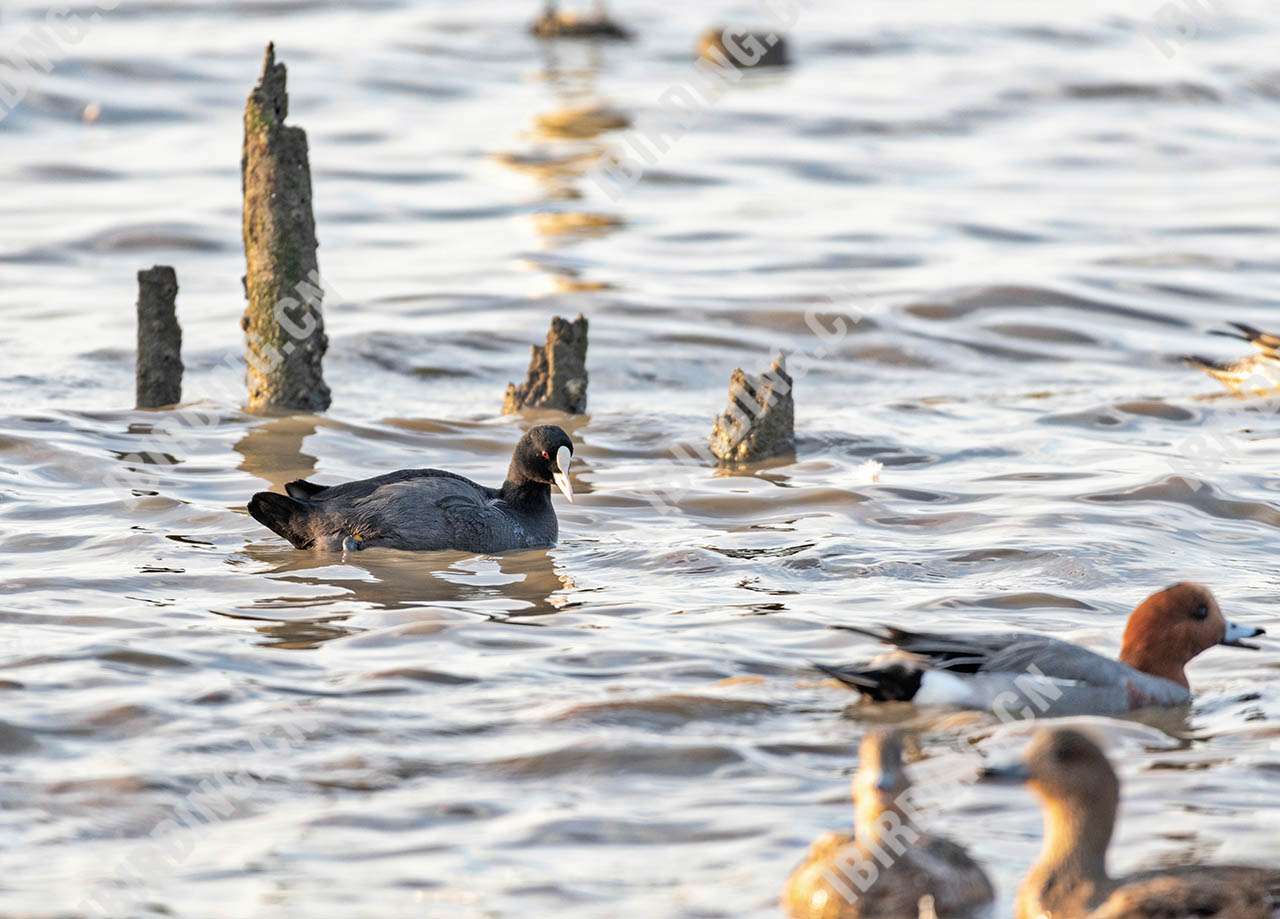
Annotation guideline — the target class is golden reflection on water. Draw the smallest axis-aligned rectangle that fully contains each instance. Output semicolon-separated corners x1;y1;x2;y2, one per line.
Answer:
233;416;319;493
495;34;629;290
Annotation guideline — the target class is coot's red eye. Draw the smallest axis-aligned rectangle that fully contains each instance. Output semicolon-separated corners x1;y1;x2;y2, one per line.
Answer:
542;450;549;459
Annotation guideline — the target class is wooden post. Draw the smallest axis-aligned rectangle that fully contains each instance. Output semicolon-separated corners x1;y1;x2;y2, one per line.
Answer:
241;43;331;413
709;354;794;462
504;314;589;414
135;265;182;408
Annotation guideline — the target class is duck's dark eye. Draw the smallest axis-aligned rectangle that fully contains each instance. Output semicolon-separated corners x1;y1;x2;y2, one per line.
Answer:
1192;604;1209;621
541;450;550;460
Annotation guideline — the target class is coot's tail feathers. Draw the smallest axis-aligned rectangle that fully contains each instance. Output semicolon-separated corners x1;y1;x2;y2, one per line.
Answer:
248;492;313;548
813;662;924;702
285;478;328;499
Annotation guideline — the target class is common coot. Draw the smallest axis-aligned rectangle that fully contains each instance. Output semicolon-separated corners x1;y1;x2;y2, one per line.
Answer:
247;424;575;553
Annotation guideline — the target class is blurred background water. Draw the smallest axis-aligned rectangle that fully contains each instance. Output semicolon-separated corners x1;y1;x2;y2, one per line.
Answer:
1;0;1279;916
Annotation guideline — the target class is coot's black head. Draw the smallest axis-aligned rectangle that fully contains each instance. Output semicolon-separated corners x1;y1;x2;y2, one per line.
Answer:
508;425;575;501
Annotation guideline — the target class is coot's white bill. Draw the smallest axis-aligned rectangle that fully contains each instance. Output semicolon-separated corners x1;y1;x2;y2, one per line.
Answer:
553;445;574;502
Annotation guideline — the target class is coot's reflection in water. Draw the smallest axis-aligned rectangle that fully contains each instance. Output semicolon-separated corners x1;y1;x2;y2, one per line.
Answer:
231;543;575;646
233;415;319;494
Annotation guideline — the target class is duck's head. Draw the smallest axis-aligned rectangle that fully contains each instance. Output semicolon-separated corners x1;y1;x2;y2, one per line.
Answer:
1119;583;1265;687
982;728;1119;894
511;425;575;502
853;729;912;835
983;728;1115;804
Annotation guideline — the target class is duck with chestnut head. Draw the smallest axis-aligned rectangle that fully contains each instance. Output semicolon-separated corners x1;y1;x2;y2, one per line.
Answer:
817;583;1265;715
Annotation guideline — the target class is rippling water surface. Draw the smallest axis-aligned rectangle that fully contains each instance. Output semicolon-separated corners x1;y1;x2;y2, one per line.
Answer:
3;1;1280;916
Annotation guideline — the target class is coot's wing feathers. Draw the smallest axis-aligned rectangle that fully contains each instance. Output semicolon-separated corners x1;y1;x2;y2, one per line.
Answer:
436;495;536;553
307;471;534;552
303;468;495;505
272;470;495;551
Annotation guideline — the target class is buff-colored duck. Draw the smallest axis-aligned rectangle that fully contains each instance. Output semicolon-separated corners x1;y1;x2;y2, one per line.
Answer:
783;730;994;919
1184;322;1280;394
983;727;1280;919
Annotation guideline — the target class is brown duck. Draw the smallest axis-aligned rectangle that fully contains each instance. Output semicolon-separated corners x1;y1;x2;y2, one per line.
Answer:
783;729;994;919
983;727;1280;919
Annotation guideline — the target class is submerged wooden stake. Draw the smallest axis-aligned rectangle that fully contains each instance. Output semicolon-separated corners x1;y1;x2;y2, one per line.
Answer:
135;265;182;408
709;353;794;463
241;42;330;413
503;314;589;414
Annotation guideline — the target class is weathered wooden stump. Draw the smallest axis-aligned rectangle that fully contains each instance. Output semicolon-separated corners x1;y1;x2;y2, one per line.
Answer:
530;1;631;39
697;26;789;69
135;265;182;408
241;42;331;413
709;354;794;462
504;314;589;414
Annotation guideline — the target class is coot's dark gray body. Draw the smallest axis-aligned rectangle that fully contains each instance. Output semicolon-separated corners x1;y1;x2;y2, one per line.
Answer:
247;425;575;553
